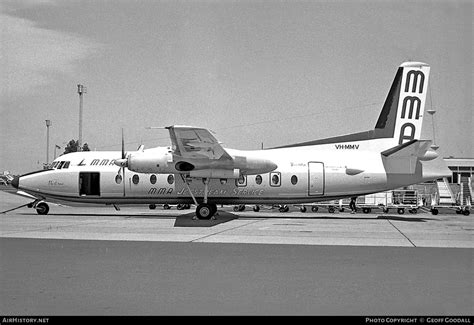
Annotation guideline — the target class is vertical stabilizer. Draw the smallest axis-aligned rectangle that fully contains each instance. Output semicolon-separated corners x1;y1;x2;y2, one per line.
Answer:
375;62;430;145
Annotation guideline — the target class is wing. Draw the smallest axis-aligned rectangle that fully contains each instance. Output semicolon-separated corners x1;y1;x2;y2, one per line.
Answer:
166;125;232;161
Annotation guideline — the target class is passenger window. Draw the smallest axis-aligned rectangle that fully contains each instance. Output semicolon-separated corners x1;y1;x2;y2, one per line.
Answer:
115;174;122;184
236;175;247;187
132;174;139;185
150;175;157;184
167;174;174;185
291;175;298;185
270;172;281;187
255;175;262;185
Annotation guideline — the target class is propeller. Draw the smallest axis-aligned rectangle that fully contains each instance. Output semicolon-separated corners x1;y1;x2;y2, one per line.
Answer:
114;129;127;196
114;129;128;168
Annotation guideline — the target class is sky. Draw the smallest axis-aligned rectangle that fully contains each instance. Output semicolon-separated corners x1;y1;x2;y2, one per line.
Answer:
1;0;472;174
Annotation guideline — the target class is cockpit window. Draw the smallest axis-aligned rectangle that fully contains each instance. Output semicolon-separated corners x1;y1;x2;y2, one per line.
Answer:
49;161;70;169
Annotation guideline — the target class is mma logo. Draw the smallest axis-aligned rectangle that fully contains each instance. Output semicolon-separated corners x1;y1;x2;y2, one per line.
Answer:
398;70;425;144
404;70;425;93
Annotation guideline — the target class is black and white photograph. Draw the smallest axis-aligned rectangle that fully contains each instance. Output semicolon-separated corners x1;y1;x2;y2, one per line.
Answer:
0;0;472;319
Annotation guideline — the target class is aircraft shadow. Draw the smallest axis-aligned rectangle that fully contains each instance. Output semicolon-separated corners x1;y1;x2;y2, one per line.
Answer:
173;211;238;227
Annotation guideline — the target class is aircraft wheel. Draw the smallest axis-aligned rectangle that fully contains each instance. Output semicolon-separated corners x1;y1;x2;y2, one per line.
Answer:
328;206;335;213
411;208;418;214
238;204;246;212
36;202;49;215
196;203;213;220
397;208;405;215
177;204;184;210
462;209;470;216
311;206;319;213
300;206;307;213
431;208;439;215
362;208;370;214
253;205;260;212
279;205;289;213
149;204;156;210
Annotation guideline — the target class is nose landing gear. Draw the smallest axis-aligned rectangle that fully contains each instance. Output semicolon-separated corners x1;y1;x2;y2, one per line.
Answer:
35;202;50;215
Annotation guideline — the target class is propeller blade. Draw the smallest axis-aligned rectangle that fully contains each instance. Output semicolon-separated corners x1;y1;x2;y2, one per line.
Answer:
122;166;126;197
121;128;125;159
115;128;128;168
121;129;126;197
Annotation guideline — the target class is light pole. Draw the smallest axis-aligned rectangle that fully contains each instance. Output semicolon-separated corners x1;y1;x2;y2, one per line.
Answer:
54;145;61;159
77;84;87;151
45;120;51;165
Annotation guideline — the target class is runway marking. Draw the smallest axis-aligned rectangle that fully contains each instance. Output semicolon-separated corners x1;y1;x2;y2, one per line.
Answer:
190;218;266;243
387;220;416;247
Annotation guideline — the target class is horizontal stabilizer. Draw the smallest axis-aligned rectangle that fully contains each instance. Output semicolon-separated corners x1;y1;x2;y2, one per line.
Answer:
381;140;437;160
381;140;438;174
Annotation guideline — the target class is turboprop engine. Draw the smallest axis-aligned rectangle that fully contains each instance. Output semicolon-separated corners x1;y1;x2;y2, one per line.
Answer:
115;147;174;173
115;147;277;177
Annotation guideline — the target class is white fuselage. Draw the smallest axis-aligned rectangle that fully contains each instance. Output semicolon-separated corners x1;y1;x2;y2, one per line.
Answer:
16;137;447;207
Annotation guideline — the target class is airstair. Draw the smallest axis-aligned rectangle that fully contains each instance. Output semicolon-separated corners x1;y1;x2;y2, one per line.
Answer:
436;177;456;205
460;175;472;206
431;177;471;215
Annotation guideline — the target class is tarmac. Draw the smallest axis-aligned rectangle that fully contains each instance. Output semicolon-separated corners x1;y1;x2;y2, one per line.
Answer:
0;190;472;315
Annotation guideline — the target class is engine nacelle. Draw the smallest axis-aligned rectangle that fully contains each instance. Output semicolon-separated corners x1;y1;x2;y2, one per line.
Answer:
127;148;173;173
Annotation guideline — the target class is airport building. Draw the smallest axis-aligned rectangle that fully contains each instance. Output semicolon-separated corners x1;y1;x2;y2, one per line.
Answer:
418;158;473;202
391;157;473;213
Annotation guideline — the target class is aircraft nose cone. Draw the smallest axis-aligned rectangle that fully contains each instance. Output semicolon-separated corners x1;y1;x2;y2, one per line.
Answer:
10;176;19;189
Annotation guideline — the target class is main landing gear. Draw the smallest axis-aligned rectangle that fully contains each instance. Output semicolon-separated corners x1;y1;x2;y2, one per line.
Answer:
181;175;218;220
196;203;218;220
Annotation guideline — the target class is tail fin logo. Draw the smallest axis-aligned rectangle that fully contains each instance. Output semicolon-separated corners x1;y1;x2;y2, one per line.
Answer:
401;96;422;119
405;70;425;93
395;64;430;145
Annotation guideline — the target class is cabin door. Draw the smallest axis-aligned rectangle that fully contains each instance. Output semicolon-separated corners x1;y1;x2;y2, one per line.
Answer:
308;162;324;196
79;172;101;196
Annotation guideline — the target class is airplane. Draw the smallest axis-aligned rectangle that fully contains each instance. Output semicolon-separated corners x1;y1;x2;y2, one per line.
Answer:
8;61;451;220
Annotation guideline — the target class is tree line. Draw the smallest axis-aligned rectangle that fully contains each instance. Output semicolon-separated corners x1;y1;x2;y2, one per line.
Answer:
62;140;90;154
